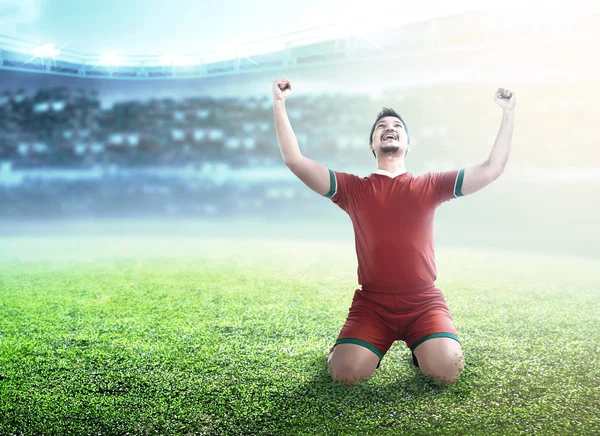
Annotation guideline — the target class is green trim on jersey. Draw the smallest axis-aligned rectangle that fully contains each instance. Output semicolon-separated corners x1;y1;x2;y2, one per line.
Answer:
324;168;336;198
454;168;465;197
410;332;461;351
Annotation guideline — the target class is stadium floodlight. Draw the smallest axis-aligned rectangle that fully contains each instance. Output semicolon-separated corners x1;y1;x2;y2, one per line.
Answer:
99;52;122;66
33;44;60;58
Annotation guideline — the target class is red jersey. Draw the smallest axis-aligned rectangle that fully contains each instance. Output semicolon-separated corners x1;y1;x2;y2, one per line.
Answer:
325;167;465;291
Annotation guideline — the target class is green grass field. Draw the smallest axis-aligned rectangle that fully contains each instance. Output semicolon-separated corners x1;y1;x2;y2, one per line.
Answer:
0;235;598;435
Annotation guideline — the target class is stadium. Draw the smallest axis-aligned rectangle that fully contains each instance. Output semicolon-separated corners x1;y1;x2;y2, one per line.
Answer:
1;1;599;434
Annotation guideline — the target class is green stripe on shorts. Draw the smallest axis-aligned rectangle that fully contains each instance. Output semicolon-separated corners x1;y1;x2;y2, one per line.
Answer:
410;332;461;351
335;338;384;360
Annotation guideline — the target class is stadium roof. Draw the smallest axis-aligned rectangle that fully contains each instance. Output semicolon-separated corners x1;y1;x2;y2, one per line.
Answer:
0;1;497;75
1;0;491;56
0;1;597;82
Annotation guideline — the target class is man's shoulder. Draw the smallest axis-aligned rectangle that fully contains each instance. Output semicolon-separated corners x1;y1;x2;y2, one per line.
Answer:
331;169;370;181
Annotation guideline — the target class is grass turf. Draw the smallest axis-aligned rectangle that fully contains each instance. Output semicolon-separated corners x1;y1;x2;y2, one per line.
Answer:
0;236;598;435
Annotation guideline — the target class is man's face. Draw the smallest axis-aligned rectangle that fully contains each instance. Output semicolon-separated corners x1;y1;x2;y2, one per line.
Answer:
370;116;408;157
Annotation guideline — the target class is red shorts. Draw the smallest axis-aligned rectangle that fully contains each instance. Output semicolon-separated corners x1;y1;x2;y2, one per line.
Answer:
332;283;460;369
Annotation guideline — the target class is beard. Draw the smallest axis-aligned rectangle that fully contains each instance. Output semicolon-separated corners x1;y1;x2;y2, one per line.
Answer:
380;145;401;154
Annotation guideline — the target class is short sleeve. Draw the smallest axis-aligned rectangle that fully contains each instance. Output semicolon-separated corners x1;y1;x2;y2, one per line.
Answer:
427;168;465;206
323;169;362;213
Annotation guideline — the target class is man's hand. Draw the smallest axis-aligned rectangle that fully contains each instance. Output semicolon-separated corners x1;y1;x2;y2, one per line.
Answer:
495;88;516;111
272;79;292;101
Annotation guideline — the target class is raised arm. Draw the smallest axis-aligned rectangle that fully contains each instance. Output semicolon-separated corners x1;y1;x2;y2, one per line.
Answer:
272;79;331;196
461;88;516;196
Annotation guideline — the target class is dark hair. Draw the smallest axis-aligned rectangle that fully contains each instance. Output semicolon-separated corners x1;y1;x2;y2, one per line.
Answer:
369;107;410;159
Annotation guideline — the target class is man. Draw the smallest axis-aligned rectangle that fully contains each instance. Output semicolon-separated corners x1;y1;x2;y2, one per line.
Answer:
272;79;516;387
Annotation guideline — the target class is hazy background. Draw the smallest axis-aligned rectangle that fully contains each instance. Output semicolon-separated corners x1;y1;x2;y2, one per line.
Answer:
1;1;598;259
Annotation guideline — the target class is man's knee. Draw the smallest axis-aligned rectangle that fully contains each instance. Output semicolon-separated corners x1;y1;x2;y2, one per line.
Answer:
422;353;465;386
328;360;374;387
327;343;380;387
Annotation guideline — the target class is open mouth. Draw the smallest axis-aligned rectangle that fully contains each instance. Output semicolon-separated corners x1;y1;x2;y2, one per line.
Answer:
382;133;398;141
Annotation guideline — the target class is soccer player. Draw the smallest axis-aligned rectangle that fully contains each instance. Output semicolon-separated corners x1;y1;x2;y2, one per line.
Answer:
272;79;516;387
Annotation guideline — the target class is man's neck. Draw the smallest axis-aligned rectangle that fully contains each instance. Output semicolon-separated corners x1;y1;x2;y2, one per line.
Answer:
374;168;407;177
376;161;407;174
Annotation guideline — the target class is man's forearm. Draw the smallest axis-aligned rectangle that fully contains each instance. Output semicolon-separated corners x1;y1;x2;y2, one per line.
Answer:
486;109;514;174
273;99;303;165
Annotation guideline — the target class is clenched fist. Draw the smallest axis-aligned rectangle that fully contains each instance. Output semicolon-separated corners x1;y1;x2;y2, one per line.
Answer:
495;88;516;111
272;79;292;101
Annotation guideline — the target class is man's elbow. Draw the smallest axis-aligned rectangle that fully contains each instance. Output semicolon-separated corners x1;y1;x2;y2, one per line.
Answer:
486;161;506;179
284;156;304;168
